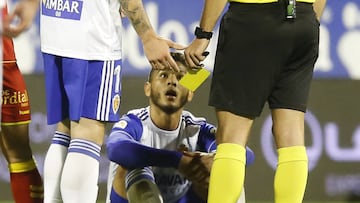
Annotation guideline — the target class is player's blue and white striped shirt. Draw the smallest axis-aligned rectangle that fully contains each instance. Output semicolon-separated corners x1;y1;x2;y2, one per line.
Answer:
107;107;217;202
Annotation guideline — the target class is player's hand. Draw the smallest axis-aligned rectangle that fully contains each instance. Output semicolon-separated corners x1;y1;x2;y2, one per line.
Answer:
179;151;214;184
142;33;185;72
2;0;39;38
177;144;189;152
177;151;214;201
184;38;210;69
180;151;214;201
178;152;198;176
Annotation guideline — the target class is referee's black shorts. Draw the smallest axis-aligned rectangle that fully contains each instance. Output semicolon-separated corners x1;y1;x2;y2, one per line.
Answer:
209;1;319;118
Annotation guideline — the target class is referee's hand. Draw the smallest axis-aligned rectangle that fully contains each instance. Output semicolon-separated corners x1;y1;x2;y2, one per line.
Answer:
184;38;210;69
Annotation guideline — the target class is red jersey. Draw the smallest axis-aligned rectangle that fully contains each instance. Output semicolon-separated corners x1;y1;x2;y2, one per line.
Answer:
1;3;31;124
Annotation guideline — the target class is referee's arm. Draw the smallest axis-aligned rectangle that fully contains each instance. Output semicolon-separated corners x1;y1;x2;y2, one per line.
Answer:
313;0;327;21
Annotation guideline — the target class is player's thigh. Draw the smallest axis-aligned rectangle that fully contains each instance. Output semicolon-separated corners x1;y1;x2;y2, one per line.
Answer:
2;62;31;124
1;63;32;162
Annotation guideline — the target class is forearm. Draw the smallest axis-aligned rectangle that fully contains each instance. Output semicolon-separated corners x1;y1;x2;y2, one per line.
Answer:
313;0;327;21
107;138;182;169
119;0;156;42
199;0;228;32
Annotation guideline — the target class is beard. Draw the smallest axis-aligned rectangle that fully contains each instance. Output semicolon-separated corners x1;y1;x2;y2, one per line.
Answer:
150;91;188;114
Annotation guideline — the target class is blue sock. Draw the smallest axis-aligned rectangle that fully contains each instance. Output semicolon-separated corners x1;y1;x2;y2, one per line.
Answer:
110;187;128;203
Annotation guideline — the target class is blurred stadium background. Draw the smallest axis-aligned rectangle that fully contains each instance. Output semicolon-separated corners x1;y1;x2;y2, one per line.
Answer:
1;0;360;202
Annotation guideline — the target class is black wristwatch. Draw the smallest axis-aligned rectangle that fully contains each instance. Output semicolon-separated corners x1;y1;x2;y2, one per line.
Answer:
194;27;213;40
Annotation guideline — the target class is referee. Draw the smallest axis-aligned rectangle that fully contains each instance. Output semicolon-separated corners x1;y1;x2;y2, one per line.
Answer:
185;0;327;203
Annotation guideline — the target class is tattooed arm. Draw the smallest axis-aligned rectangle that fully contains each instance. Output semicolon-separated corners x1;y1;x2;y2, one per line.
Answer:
120;0;184;71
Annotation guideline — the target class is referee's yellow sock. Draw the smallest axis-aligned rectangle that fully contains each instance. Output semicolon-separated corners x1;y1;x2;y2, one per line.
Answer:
274;146;308;203
208;143;246;203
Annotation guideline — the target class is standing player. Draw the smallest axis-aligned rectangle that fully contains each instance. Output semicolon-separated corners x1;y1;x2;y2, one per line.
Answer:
184;0;327;202
1;2;43;203
106;52;254;203
39;1;123;202
40;0;183;202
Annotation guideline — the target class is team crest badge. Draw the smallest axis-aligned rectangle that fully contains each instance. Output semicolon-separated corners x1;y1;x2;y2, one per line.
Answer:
112;94;120;114
115;120;128;129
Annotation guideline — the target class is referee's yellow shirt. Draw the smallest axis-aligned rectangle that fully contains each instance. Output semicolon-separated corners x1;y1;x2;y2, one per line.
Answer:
229;0;315;3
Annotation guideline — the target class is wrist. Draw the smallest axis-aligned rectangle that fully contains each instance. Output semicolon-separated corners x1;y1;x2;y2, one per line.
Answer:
194;27;213;40
140;30;157;43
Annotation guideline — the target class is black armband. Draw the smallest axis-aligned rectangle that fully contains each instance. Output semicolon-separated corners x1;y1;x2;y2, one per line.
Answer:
194;26;213;40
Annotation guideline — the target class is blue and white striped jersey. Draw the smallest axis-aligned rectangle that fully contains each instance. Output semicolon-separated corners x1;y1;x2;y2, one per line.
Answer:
108;106;217;202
